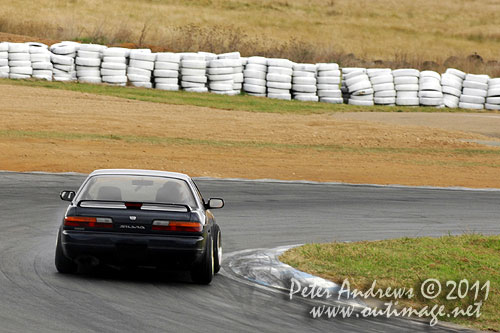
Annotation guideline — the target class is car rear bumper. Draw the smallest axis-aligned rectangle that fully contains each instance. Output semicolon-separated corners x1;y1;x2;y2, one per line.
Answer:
61;230;205;268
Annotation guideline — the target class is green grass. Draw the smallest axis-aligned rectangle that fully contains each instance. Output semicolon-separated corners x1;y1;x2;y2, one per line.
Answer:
280;235;500;330
2;78;499;115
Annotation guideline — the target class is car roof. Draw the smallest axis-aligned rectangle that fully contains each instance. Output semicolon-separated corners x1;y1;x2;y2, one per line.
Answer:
88;169;192;181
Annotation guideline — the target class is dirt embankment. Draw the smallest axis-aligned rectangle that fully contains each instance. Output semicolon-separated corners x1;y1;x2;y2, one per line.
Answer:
1;84;499;187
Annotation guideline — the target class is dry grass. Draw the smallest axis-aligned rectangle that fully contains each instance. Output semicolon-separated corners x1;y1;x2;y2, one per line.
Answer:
0;0;499;75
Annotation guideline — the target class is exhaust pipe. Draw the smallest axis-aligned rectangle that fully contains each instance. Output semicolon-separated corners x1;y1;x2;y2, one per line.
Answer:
75;255;100;267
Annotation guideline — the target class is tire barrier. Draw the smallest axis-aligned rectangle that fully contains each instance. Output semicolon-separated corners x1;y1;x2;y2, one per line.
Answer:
292;63;318;102
393;68;420;106
127;49;155;89
441;68;464;108
8;42;32;80
486;78;500;111
29;43;53;81
345;68;374;106
207;58;237;96
0;42;8;79
50;41;78;82
77;44;106;84
179;53;208;93
266;58;293;100
1;40;499;110
217;52;244;94
341;67;361;103
243;56;267;97
101;47;129;86
418;71;443;107
154;52;180;91
369;68;395;105
317;63;342;104
459;74;489;110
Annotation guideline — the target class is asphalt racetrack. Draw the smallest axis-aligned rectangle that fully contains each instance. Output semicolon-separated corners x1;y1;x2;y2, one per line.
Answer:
1;172;498;332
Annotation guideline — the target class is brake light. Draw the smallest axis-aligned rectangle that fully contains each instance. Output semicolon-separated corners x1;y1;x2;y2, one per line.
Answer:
64;216;113;228
152;220;202;232
125;202;142;209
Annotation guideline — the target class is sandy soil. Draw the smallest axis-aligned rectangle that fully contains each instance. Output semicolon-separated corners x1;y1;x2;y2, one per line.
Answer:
0;32;58;46
1;84;499;187
330;112;500;139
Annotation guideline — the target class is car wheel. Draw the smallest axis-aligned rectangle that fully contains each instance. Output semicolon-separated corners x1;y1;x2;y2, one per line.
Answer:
190;236;214;284
55;230;77;274
213;225;222;274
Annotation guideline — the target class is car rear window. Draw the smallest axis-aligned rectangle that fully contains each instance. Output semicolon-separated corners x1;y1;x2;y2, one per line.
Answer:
77;175;197;208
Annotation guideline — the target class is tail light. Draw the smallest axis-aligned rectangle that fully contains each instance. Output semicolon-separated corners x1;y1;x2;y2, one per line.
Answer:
152;220;202;232
64;216;113;228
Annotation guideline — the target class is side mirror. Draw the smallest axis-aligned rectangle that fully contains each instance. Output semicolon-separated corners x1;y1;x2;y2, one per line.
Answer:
206;198;224;209
60;190;76;202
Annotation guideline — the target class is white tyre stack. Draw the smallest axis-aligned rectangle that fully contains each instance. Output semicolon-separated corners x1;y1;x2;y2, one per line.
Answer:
266;58;293;100
368;68;395;105
232;61;244;94
198;52;217;63
76;44;106;84
127;49;155;88
218;52;243;94
418;71;443;107
207;58;236;95
0;42;9;78
243;56;267;97
292;63;318;102
241;57;248;82
8;43;32;79
393;69;420;106
200;52;217;85
341;68;363;103
101;47;129;86
459;74;489;110
344;69;374;106
441;68;465;108
153;52;180;91
180;53;208;93
29;43;52;81
199;52;217;77
50;42;78;82
486;78;500;110
316;63;342;104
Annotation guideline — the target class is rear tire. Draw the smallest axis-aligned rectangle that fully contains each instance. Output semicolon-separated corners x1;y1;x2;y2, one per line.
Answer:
55;230;77;274
213;225;222;274
190;236;214;284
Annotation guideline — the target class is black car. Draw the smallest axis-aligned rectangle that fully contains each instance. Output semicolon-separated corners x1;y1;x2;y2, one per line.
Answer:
55;169;224;284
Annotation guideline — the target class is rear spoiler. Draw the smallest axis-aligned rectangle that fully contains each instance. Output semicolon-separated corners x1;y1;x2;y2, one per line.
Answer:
77;200;191;212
